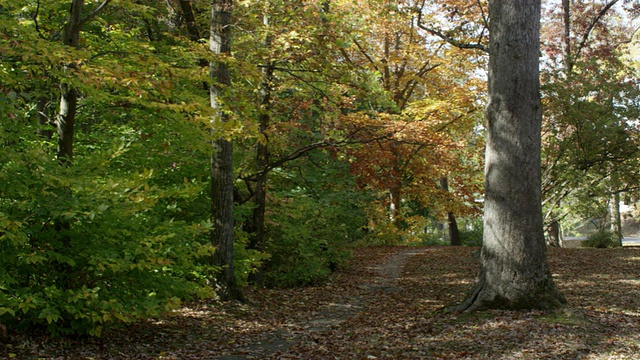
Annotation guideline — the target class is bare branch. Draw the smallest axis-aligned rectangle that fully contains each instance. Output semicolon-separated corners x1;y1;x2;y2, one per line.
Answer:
573;0;620;62
33;0;46;39
353;38;381;72
416;0;488;53
79;0;111;27
239;128;394;182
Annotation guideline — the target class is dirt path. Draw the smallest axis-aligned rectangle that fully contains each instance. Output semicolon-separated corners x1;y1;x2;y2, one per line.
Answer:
215;247;430;359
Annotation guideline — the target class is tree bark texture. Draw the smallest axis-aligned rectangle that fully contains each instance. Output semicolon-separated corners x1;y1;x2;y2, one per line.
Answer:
562;0;572;73
36;97;53;139
210;0;242;301
455;0;565;312
389;184;402;227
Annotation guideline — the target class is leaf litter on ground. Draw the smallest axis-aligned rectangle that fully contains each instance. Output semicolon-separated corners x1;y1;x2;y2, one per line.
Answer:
2;246;640;359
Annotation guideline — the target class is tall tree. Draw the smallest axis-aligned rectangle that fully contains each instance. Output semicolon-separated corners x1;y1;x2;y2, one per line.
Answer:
455;0;565;311
246;3;273;255
210;0;242;300
540;0;640;244
336;0;483;232
56;0;110;165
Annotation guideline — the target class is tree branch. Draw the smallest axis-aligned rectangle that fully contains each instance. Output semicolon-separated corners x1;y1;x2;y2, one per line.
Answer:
33;0;46;39
79;0;111;27
573;0;620;62
416;0;488;53
352;38;381;72
239;128;393;182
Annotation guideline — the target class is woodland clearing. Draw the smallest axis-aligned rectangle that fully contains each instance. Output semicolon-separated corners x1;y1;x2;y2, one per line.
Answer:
2;246;640;359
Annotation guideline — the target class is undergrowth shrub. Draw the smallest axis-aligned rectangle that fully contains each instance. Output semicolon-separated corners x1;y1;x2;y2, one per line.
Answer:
0;160;217;336
583;230;621;248
263;190;364;288
233;226;271;287
0;113;216;336
264;196;354;287
459;225;483;246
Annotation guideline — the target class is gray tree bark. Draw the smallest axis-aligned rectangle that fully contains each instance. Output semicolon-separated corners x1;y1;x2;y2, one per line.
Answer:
210;0;243;301
454;0;565;312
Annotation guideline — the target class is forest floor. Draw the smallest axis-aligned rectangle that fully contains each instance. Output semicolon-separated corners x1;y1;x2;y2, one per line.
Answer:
3;246;640;359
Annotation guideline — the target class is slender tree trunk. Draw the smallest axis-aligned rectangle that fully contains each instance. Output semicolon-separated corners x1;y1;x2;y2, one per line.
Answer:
56;0;84;165
210;0;242;301
245;8;273;285
546;219;561;247
248;9;273;253
178;0;201;41
439;177;461;246
447;212;460;245
389;185;402;227
610;192;622;241
562;0;573;73
56;85;77;165
454;0;565;312
36;97;53;139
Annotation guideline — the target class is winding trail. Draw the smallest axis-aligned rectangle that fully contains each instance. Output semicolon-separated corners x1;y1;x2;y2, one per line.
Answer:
214;247;430;359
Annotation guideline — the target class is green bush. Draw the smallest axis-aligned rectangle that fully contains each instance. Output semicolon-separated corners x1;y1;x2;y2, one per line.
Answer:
233;227;271;287
0;113;216;336
261;178;366;287
459;224;483;247
263;194;356;287
583;230;621;248
0;161;216;336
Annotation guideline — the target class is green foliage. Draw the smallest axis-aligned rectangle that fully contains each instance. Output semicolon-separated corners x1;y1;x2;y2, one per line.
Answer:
410;233;448;246
0;137;216;335
263;191;359;287
262;153;366;288
541;21;640;235
583;231;621;249
365;222;409;246
459;219;483;247
232;224;270;287
0;3;217;336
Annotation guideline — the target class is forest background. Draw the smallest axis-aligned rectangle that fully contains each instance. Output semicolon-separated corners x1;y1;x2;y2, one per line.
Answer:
1;0;640;336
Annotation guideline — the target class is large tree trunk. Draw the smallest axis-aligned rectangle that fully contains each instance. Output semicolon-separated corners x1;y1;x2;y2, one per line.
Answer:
210;0;242;301
454;0;565;312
